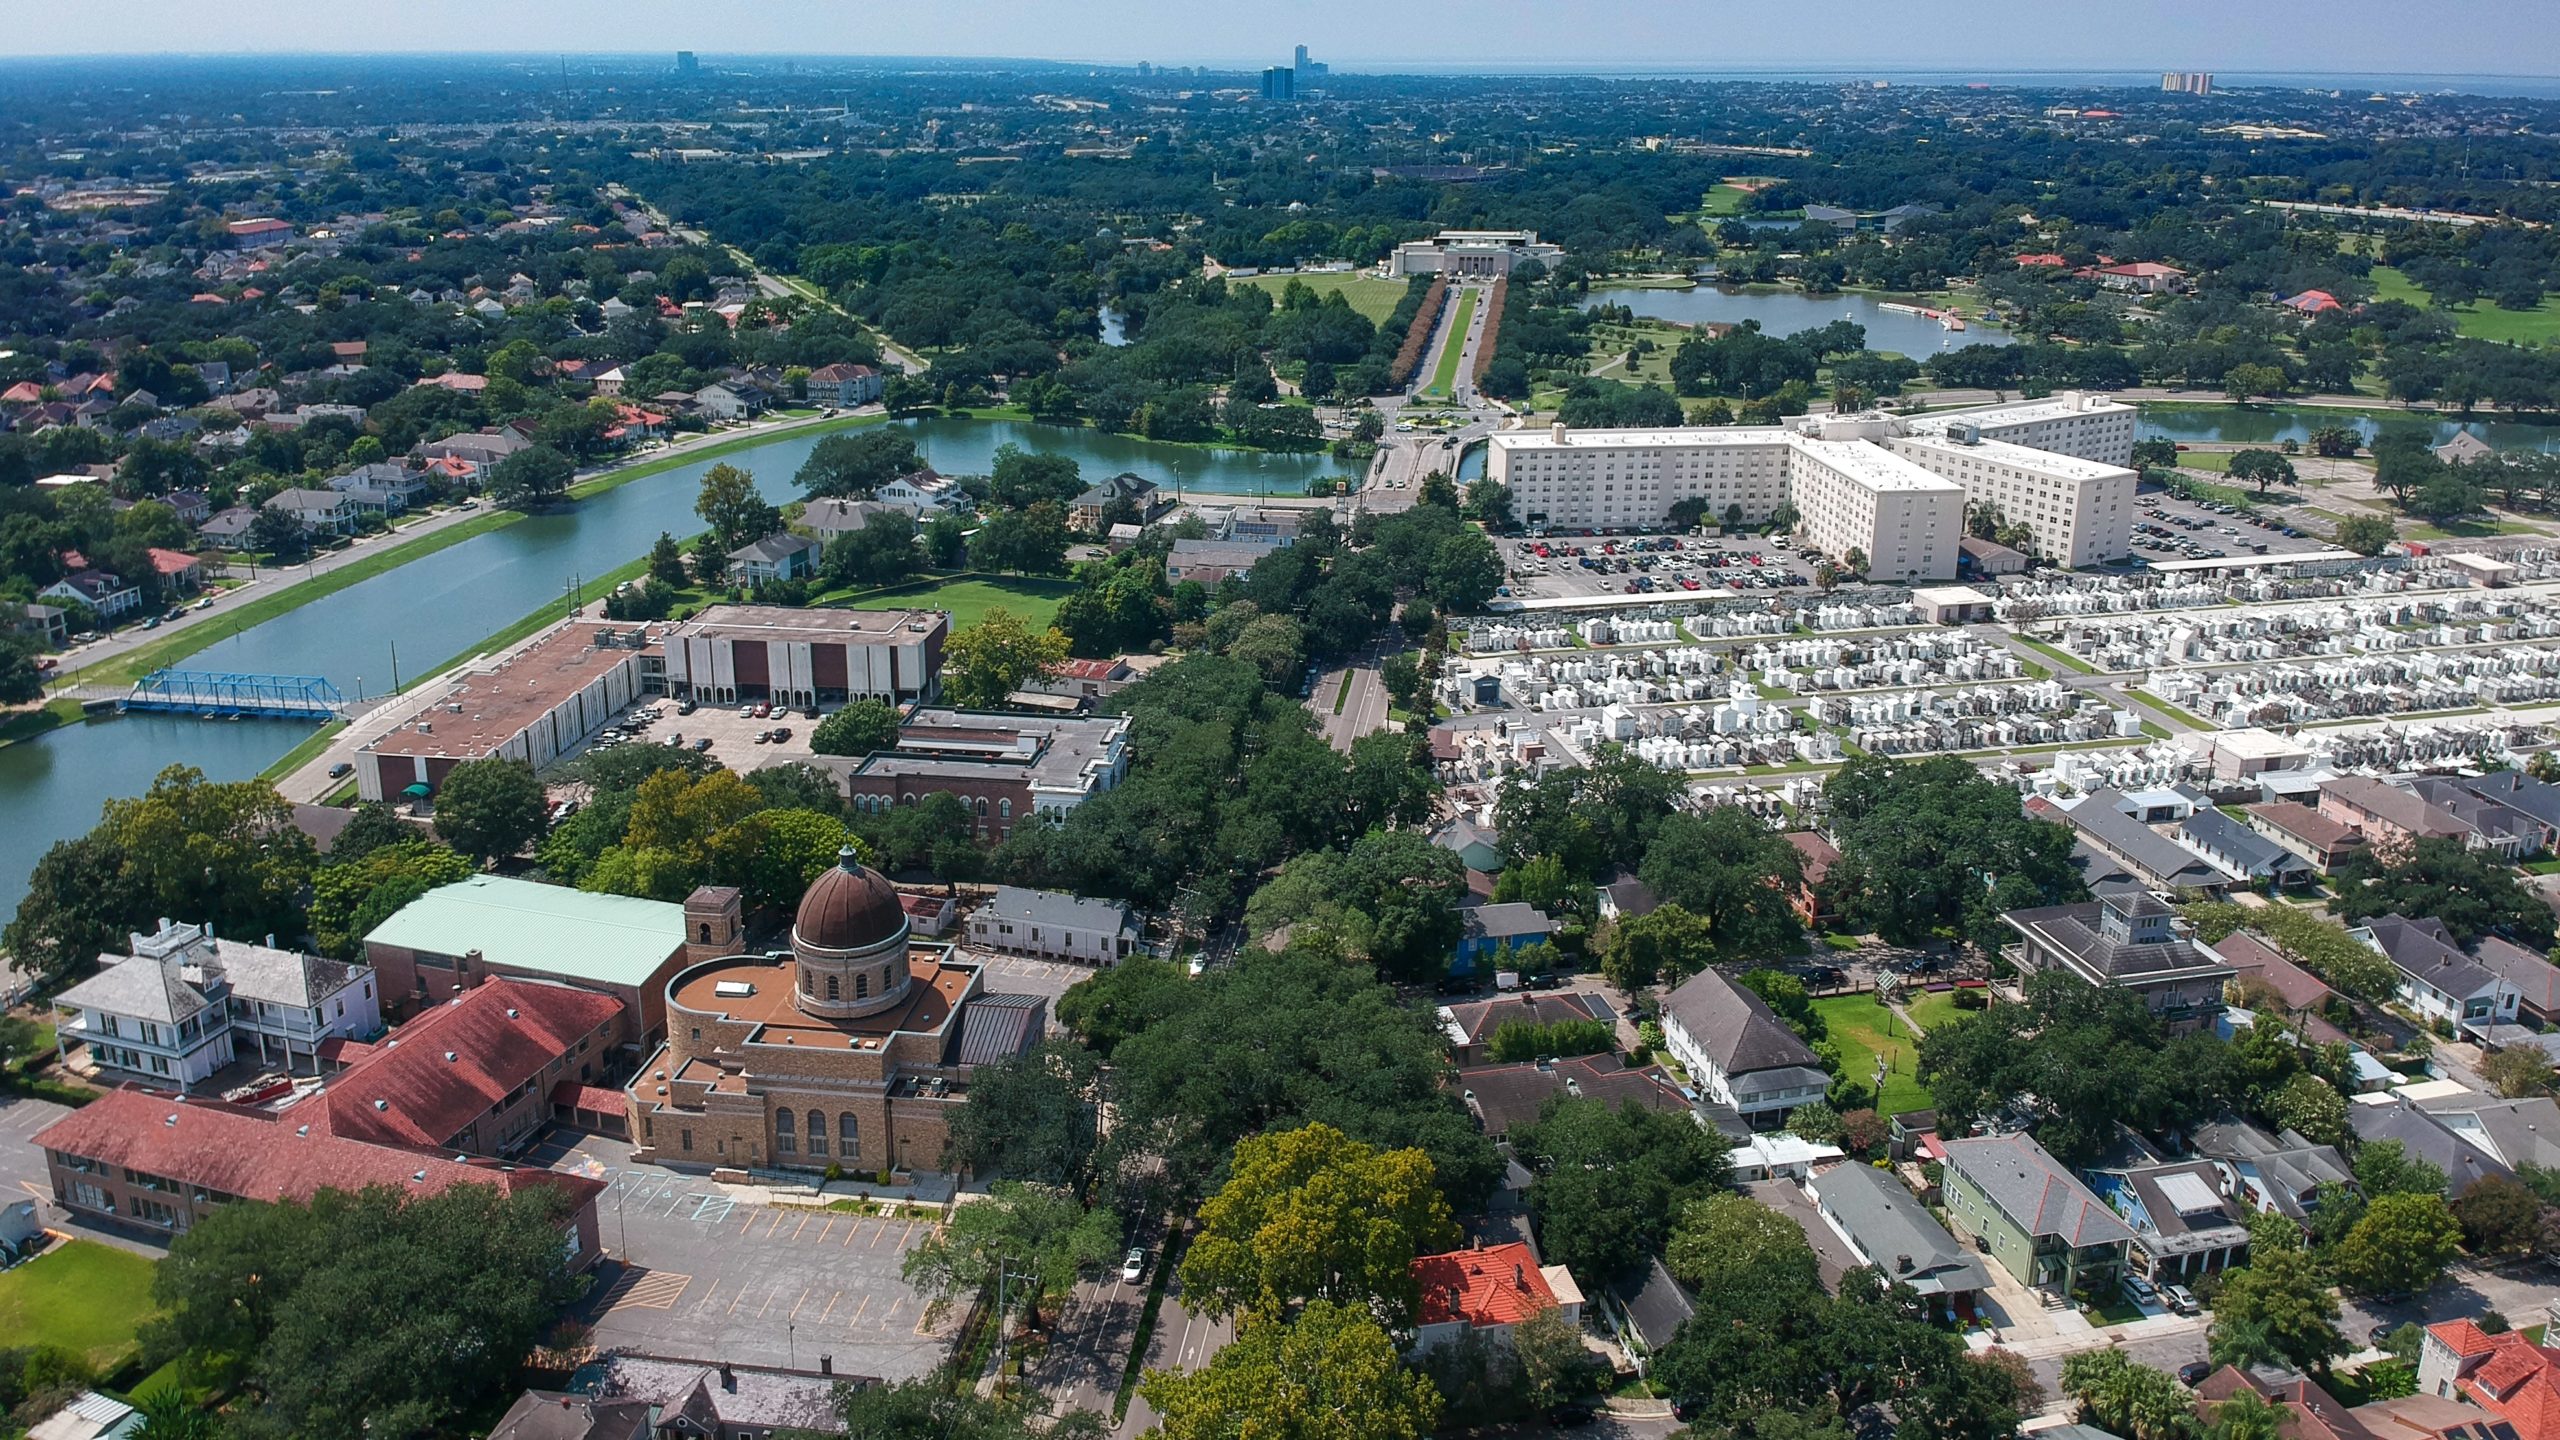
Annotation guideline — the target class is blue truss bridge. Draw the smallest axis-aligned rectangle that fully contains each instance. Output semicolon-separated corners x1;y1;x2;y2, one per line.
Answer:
119;669;347;720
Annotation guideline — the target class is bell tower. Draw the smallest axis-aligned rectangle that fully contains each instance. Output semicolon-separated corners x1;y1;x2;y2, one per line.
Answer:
684;886;745;964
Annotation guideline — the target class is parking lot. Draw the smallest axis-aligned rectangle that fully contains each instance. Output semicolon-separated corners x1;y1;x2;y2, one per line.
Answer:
564;695;826;777
2130;481;2334;563
548;1133;957;1382
1498;530;1825;603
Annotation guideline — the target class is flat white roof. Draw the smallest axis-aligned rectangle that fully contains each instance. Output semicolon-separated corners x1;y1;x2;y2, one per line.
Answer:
1895;431;2132;483
2210;728;2311;760
1490;427;1795;453
1905;392;2137;429
1912;585;1997;607
1789;436;1965;494
2446;553;2520;574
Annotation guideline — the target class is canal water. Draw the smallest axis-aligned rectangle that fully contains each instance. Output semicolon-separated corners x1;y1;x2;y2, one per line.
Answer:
2136;403;2560;453
0;417;1345;916
1581;283;2014;358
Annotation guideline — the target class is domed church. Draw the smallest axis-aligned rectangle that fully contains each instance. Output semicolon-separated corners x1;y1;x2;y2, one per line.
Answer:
624;848;1046;1177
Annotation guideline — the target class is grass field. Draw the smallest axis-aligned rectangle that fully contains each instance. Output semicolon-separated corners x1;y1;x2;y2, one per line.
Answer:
1812;994;1934;1115
2370;265;2560;345
1419;288;1480;399
1232;270;1411;325
1700;183;1752;216
1901;989;1972;1033
847;575;1075;630
0;1241;160;1373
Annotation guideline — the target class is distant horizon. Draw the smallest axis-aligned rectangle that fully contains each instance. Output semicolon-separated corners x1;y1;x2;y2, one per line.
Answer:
7;1;2558;82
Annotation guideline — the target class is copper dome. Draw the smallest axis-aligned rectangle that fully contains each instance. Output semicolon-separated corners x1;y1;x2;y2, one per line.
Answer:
793;848;906;953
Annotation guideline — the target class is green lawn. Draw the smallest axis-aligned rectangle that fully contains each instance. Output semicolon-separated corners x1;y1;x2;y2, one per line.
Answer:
1700;183;1754;216
2371;266;2560;345
1420;288;1480;399
1811;994;1934;1115
1900;989;1972;1034
845;575;1075;631
1231;270;1411;325
2013;636;2097;676
0;1241;160;1373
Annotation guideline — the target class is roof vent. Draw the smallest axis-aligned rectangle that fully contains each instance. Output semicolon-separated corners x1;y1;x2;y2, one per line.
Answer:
164;1113;179;1127
444;1051;458;1062
373;1098;389;1111
411;1170;427;1182
506;1007;519;1019
296;1125;309;1137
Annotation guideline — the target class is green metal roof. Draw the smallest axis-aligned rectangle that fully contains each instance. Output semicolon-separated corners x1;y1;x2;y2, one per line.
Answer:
361;875;687;990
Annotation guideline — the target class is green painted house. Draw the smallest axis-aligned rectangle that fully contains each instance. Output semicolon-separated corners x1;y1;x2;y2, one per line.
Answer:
1941;1132;2134;1297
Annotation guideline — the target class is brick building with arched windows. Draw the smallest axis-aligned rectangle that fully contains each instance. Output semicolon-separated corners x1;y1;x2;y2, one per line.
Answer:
623;849;1047;1177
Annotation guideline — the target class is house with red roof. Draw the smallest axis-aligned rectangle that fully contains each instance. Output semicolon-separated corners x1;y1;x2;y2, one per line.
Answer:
315;976;623;1157
2285;289;2344;315
2421;1319;2560;1440
145;547;204;593
2096;261;2189;294
31;1085;604;1261
1410;1241;1584;1353
2016;253;2069;268
225;217;294;249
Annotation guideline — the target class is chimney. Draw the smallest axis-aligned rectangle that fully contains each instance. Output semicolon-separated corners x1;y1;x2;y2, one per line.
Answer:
1513;1262;1526;1289
1550;421;1566;443
720;1363;736;1391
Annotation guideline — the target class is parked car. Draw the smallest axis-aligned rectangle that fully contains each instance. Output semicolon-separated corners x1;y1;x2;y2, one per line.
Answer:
692;737;713;752
2162;1283;2199;1316
2122;1274;2157;1304
771;727;792;742
2178;1362;2213;1387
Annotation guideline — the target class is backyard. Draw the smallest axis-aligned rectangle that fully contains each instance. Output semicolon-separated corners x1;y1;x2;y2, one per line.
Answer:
0;1240;161;1374
1812;992;1939;1115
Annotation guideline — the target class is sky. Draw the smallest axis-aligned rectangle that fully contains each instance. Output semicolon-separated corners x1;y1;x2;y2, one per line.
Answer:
11;0;2560;78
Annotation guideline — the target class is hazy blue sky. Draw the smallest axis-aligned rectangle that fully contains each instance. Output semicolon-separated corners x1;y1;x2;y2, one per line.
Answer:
13;0;2560;76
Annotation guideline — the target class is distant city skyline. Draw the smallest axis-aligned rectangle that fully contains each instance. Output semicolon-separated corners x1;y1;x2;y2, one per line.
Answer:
10;0;2560;79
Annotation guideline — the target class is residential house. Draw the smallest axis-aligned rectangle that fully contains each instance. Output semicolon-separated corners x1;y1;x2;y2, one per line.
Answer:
2357;914;2521;1031
16;602;68;648
2413;775;2559;858
690;383;755;422
327;461;431;515
142;548;203;595
899;892;956;938
1456;1052;1685;1136
1165;539;1274;587
265;487;359;536
2177;808;2315;889
1597;873;1658;923
1999;893;2234;1032
2435;432;2497;467
160;490;211;526
2475;936;2560;1026
536;1354;852;1438
2189;1115;2356;1221
1068;473;1167;534
1457;903;1558;973
872;470;967;518
2212;931;2349;1043
964;886;1139;965
1409;1241;1583;1354
2348;1095;2513;1201
2191;1368;2414;1440
2040;788;2237;893
1431;815;1505;877
2419;1319;2560;1439
1784;831;1840;926
1940;1131;2135;1295
486;1393;649;1440
1438;992;1616;1069
725;532;822;586
2320;777;2473;861
807;362;884;407
2082;1157;2253;1283
802;498;906;544
1602;1261;1694;1377
416;429;531;475
196;507;258;548
40;569;140;619
1805;1161;1989;1321
51;919;382;1089
2095;261;2187;293
1659;967;1830;1129
2409;1094;2560;1174
2244;802;2367;875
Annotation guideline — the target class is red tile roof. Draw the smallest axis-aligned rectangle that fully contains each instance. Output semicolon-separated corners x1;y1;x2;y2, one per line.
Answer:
2431;1321;2560;1440
318;978;622;1150
145;547;200;576
31;1085;601;1210
1414;1242;1559;1327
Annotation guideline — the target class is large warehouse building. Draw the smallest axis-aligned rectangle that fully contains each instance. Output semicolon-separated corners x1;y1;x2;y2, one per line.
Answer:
653;605;947;709
1485;391;2137;579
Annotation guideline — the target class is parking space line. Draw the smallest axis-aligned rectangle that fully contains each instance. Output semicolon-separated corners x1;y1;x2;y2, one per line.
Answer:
867;1222;891;1250
820;1291;842;1323
847;1294;874;1327
791;1213;809;1241
815;1216;836;1245
788;1286;813;1320
692;1278;721;1313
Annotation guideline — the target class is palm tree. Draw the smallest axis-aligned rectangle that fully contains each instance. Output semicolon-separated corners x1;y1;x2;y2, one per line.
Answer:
2207;1390;2289;1440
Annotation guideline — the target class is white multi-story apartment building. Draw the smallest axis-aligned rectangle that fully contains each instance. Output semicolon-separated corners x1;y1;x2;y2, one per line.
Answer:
1486;392;2139;576
53;919;383;1090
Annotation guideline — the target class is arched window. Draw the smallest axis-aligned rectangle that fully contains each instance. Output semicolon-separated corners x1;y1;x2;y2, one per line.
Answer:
975;797;989;818
825;974;840;1000
806;1110;827;1157
855;971;869;999
998;798;1011;820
